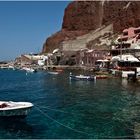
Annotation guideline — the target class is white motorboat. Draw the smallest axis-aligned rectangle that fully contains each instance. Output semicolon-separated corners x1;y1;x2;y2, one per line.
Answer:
22;67;36;73
69;73;96;81
8;65;15;70
0;101;33;118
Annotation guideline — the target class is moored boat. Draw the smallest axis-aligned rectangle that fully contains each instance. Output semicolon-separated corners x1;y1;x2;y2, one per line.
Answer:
47;71;60;75
47;68;63;75
0;101;33;118
22;67;36;73
96;75;108;79
8;65;15;70
69;73;96;81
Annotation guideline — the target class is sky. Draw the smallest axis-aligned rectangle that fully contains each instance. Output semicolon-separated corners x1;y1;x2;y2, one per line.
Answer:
0;1;70;61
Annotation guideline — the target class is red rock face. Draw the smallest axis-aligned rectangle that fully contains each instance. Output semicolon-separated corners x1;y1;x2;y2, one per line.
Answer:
62;1;140;32
103;1;140;32
42;1;140;53
62;1;102;31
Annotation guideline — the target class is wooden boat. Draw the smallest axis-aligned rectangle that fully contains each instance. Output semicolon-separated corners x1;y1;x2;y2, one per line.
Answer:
96;75;108;79
47;68;63;75
0;101;33;118
69;73;96;81
55;69;63;72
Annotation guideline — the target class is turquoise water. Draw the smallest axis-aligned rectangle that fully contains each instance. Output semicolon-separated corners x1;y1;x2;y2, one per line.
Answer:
0;69;140;139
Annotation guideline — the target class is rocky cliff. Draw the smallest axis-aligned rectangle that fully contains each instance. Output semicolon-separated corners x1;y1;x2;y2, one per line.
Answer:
42;1;140;53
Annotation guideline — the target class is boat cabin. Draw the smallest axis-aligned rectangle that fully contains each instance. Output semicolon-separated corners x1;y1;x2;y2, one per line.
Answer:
0;103;9;108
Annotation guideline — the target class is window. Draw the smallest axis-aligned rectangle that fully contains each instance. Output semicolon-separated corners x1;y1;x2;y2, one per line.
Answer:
134;29;140;34
118;37;128;42
123;31;128;36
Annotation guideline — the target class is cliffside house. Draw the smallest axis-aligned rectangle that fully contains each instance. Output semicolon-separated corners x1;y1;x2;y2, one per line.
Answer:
111;27;140;57
76;49;109;67
118;27;140;42
15;54;47;66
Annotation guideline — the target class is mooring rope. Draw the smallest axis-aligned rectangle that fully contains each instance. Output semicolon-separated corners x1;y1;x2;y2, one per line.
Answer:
35;105;90;136
39;105;86;117
26;84;136;139
35;105;136;139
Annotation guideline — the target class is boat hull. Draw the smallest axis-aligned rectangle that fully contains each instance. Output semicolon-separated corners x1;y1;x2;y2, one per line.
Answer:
0;115;27;120
0;107;32;117
70;75;95;81
96;75;108;79
47;71;59;75
0;101;33;118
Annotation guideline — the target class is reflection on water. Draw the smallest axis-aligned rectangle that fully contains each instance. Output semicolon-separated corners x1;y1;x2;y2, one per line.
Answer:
1;70;140;138
0;118;33;139
121;79;128;88
69;79;96;86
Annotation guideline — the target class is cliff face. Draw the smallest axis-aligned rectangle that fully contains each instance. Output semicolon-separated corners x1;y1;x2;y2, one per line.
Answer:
62;1;140;32
42;1;140;53
62;1;102;31
42;30;87;53
103;1;140;32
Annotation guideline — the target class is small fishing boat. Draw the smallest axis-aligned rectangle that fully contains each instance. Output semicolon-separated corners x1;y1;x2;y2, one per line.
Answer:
96;75;108;79
47;71;60;75
47;68;63;75
0;66;8;69
69;73;96;81
55;69;63;72
0;101;33;118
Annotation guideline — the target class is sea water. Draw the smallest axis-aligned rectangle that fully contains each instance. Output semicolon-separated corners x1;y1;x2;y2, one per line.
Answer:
0;69;140;139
